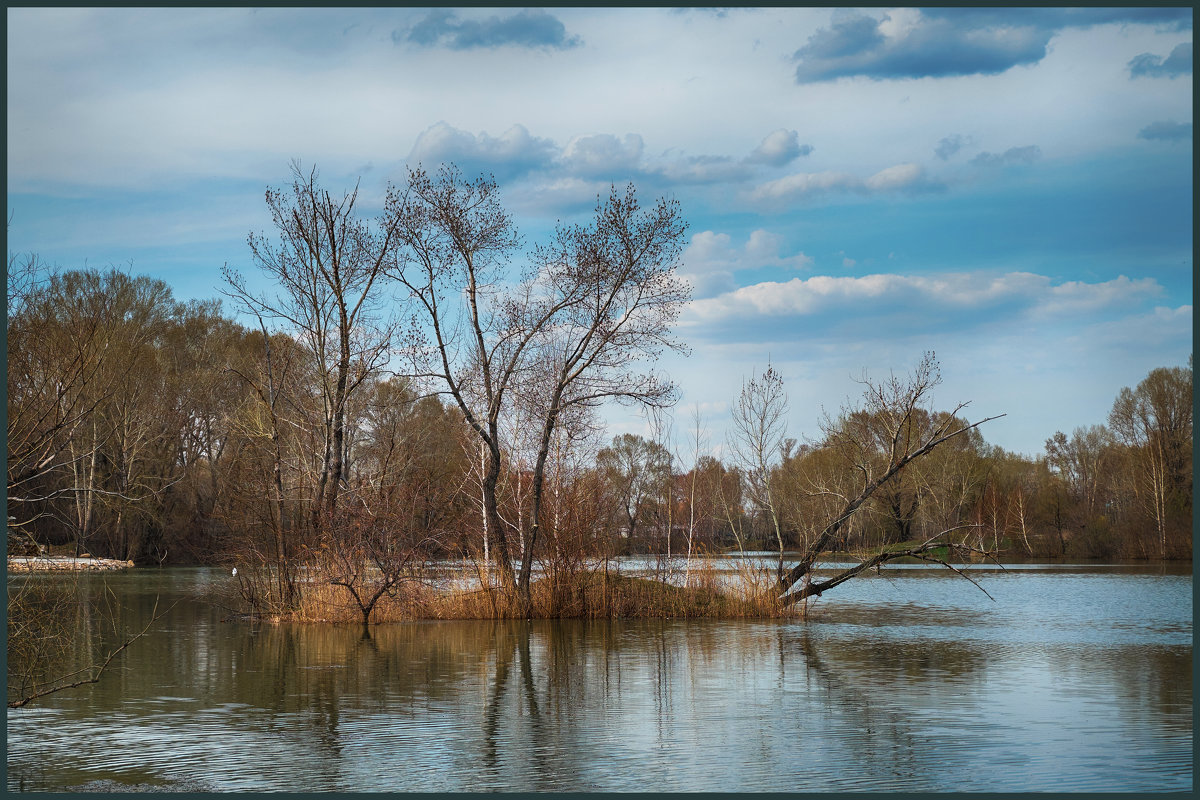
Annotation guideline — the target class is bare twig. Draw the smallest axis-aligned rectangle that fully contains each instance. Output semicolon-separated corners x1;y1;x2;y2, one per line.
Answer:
8;596;179;709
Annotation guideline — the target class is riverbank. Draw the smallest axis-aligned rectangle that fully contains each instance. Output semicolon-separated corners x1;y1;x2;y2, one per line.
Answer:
8;556;135;573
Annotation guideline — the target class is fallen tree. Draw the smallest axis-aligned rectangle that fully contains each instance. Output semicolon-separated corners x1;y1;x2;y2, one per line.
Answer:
775;353;1004;607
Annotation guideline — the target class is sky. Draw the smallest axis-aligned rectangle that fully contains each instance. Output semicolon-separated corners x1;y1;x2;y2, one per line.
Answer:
6;7;1193;459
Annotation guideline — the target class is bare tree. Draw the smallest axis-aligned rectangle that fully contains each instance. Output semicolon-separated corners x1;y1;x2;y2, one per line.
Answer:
1107;362;1193;558
319;503;439;627
385;165;526;591
727;364;789;581
387;170;690;607
225;318;298;605
515;185;690;604
224;161;400;535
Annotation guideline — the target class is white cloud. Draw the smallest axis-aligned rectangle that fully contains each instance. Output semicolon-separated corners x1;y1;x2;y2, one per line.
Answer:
407;122;557;180
682;230;737;272
747;161;938;204
650;155;748;185
749;170;862;203
559;133;644;177
1042;276;1168;315
405;121;824;190
679;228;813;298
745;129;811;166
684;271;1163;323
864;162;925;191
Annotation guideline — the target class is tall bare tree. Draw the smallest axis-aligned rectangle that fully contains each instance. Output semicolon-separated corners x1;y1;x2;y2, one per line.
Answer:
387;169;690;605
514;185;690;603
385;165;526;591
224;162;401;535
728;364;789;581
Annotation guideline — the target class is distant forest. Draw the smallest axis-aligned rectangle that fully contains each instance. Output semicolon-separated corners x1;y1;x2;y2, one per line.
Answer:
8;169;1192;573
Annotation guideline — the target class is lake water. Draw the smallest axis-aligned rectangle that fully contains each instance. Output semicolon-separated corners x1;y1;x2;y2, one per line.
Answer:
6;562;1192;792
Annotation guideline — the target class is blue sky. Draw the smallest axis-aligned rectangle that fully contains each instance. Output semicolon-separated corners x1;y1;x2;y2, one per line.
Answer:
6;7;1193;458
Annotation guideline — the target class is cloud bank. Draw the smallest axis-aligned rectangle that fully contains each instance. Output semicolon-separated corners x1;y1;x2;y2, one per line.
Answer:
793;8;1194;83
405;122;817;191
684;272;1164;335
793;11;1052;83
750;162;937;204
407;122;558;182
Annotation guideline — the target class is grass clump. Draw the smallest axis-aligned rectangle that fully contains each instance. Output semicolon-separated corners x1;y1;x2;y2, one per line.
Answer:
425;565;783;620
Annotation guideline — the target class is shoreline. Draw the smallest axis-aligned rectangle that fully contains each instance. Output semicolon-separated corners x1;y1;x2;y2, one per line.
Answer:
8;556;136;572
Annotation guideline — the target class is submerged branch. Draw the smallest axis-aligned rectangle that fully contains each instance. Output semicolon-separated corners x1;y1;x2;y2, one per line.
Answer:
780;525;998;607
8;596;178;709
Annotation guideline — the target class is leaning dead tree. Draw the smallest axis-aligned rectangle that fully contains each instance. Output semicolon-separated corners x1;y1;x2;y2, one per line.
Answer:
778;353;1004;607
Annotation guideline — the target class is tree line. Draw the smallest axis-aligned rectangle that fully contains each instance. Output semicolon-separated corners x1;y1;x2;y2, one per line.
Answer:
7;164;1191;617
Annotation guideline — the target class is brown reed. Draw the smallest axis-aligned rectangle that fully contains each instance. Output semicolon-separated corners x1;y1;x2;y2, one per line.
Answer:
245;557;787;624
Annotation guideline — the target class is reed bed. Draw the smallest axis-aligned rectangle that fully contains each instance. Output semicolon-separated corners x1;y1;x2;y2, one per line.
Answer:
231;557;787;623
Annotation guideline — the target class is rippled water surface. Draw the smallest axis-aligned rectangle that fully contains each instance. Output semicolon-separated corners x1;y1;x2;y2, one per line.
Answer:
6;563;1192;792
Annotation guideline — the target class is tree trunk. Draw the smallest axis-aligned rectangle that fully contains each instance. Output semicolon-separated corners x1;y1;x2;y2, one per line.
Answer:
480;442;490;589
482;451;516;592
520;401;565;610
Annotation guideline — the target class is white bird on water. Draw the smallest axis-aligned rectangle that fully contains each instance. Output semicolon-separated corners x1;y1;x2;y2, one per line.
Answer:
232;567;238;577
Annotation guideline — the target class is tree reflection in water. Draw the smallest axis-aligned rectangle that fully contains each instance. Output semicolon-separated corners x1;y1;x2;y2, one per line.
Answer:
5;567;1192;792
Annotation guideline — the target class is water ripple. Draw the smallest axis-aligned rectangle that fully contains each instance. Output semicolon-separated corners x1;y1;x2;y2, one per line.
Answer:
6;566;1192;793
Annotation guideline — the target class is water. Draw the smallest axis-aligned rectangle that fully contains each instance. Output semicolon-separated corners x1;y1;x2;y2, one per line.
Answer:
6;562;1192;792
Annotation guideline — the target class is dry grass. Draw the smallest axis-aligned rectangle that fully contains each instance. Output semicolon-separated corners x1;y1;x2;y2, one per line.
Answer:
243;559;788;623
